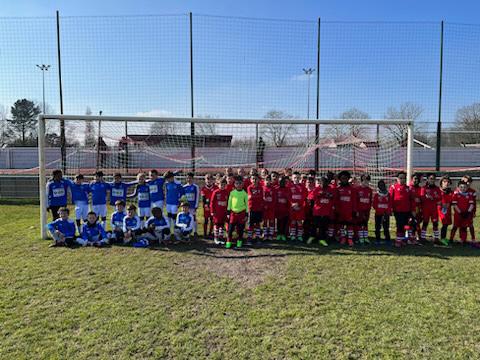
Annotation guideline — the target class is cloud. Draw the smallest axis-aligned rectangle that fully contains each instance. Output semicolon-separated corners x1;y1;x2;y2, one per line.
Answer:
135;109;174;118
290;74;309;81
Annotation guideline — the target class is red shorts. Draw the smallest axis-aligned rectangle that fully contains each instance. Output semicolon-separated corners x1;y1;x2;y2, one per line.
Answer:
213;214;227;225
423;206;438;223
263;210;275;221
454;213;471;228
203;209;212;219
229;211;246;224
290;208;305;221
357;211;370;224
336;210;353;223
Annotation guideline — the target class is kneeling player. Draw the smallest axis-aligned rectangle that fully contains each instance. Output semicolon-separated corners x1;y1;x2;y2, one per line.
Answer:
175;202;194;242
144;207;171;244
110;200;126;243
123;204;142;245
47;207;76;247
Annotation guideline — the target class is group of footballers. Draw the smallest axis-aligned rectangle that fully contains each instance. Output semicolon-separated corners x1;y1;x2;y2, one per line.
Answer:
45;166;477;250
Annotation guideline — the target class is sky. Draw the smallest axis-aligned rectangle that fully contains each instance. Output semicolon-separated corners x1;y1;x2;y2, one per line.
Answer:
1;0;480;139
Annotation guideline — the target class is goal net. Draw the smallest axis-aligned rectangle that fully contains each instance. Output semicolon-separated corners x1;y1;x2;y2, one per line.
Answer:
38;115;413;236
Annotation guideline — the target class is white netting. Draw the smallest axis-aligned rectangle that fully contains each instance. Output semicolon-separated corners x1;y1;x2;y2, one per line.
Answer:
41;116;410;184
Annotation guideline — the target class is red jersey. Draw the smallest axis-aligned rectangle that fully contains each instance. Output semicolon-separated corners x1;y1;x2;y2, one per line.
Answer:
210;188;229;219
247;184;264;212
243;178;251;190
274;186;290;218
225;183;235;194
373;192;392;215
410;184;423;213
438;189;453;224
201;184;217;208
356;185;373;212
421;185;442;210
468;187;477;211
289;183;307;209
308;186;335;217
263;185;276;219
452;191;475;213
335;184;357;218
389;183;414;213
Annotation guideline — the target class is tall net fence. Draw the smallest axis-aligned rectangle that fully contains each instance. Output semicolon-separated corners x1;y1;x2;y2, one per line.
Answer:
0;15;480;198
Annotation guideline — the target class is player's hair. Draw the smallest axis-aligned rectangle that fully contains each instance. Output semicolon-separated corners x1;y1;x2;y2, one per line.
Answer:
412;172;422;179
180;201;190;208
150;169;158;175
87;211;97;217
308;169;316;176
458;180;467;187
377;179;386;187
426;172;436;178
234;175;243;182
164;171;174;179
284;167;292;172
127;204;137;211
58;207;69;214
279;176;287;187
462;175;473;183
338;170;351;179
360;174;371;181
114;173;122;178
249;167;258;175
151;207;162;216
187;172;195;178
250;172;259;178
292;171;301;176
271;171;279;177
52;169;62;177
320;176;328;185
219;177;227;185
136;172;146;180
260;168;269;174
227;172;234;177
75;174;84;180
205;173;213;179
95;171;104;177
326;171;334;180
396;171;406;178
307;176;315;183
440;175;452;185
115;200;125;206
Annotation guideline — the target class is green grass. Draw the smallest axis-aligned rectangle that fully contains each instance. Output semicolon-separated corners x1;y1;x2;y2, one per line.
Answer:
1;205;480;359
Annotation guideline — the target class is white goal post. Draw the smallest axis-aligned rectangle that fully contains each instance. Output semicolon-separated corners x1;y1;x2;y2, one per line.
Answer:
38;114;413;239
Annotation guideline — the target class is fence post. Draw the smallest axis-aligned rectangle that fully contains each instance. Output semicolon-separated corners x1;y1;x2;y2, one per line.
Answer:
56;10;66;174
407;121;414;181
314;17;321;173
435;20;444;172
189;12;196;173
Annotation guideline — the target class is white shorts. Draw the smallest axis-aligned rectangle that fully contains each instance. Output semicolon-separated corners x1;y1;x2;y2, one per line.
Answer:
138;207;151;218
92;204;107;218
151;200;164;209
74;201;89;220
166;204;178;215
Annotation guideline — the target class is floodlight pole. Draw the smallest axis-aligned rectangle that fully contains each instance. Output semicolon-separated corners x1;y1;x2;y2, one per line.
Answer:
435;20;444;172
56;10;66;174
36;64;50;114
314;17;321;173
189;12;196;173
303;68;315;142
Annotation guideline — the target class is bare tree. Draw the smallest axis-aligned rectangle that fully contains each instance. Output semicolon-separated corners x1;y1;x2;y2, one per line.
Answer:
385;102;423;145
261;110;296;147
452;102;480;145
150;121;178;135
0;105;10;147
84;106;97;147
325;107;370;140
195;115;218;135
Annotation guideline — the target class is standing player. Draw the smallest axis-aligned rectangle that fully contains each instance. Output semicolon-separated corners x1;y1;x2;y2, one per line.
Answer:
66;174;90;233
307;176;335;246
303;177;316;242
183;172;200;239
288;172;307;242
201;174;217;239
450;180;476;245
462;175;477;242
389;171;415;247
210;177;229;244
148;169;165;209
164;171;185;231
438;176;453;246
46;169;69;220
246;173;264;245
420;173;442;243
356;174;373;244
275;176;291;241
128;173;151;228
409;173;424;243
109;173;136;208
262;174;276;241
372;180;392;245
226;176;248;249
89;171;110;229
334;171;357;247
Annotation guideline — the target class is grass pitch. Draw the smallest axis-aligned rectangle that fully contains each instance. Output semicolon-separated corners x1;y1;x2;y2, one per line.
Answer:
1;204;480;359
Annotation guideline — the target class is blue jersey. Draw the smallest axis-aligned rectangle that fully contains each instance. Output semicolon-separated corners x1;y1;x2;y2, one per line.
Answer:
123;215;141;232
130;184;151;208
175;212;194;232
47;218;76;237
89;181;110;206
109;182;135;205
81;222;107;240
148;178;165;202
183;183;200;209
66;180;89;203
111;210;126;229
165;181;185;206
46;180;69;207
146;215;169;230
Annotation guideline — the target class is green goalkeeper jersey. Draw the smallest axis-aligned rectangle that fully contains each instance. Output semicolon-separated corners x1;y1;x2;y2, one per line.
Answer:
228;189;249;213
